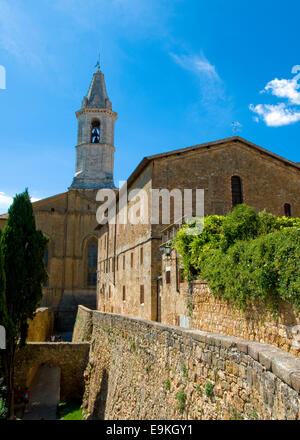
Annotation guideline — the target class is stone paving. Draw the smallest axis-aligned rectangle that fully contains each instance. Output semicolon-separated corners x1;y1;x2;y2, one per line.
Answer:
23;364;61;420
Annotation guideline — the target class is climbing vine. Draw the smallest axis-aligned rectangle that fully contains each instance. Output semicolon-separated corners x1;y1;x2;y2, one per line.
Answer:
174;204;300;313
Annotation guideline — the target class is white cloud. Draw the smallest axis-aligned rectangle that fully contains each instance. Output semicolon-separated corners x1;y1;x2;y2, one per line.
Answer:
0;192;40;214
263;78;300;105
169;51;233;128
250;103;300;127
170;53;220;81
251;65;300;127
0;192;13;213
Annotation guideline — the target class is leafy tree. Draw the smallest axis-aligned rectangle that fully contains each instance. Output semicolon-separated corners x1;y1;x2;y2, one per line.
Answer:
1;190;48;418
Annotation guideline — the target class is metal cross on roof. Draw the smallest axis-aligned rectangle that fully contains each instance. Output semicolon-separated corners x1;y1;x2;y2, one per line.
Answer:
232;121;242;135
95;53;101;71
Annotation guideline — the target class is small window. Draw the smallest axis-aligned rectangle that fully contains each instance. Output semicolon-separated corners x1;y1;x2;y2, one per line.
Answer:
109;286;111;299
131;253;134;268
284;203;292;217
140;285;144;304
140;247;144;265
166;270;171;284
51;208;55;213
231;176;243;207
123;255;126;270
116;256;119;271
122;286;126;301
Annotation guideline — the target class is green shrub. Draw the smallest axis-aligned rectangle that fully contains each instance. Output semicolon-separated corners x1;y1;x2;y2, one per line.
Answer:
221;204;259;250
165;379;171;391
204;381;214;398
176;390;186;412
0;378;7;420
174;205;300;312
181;364;189;381
200;228;300;312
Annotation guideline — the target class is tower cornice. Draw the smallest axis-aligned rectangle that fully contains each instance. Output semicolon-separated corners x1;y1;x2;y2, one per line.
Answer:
75;143;116;153
76;107;118;121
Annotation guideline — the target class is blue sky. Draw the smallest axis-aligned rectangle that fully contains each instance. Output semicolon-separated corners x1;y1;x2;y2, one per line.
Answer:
0;0;299;213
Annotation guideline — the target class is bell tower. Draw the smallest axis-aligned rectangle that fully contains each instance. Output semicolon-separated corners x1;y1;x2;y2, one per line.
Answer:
71;65;117;189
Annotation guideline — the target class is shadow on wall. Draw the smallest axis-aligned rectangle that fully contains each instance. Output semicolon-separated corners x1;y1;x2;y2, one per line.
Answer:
91;368;109;420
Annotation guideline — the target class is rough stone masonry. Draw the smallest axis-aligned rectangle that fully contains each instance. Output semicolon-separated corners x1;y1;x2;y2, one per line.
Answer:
73;307;300;420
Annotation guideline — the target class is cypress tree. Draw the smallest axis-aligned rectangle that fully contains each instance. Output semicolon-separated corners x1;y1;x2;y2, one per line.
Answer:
0;230;7;419
0;229;6;327
1;189;48;418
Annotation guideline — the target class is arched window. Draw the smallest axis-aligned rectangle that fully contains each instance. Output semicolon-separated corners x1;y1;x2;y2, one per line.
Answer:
284;203;292;217
90;120;100;144
231;176;243;208
87;241;98;287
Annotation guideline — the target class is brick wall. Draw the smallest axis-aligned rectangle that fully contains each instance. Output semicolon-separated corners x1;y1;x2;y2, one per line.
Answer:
78;310;300;420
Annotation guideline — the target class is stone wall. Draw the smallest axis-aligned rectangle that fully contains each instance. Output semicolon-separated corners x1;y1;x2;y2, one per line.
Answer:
72;305;93;343
15;342;90;401
80;310;300;420
27;308;54;342
161;250;300;358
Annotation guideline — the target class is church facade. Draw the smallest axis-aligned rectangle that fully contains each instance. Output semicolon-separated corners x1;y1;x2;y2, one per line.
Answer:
0;66;117;331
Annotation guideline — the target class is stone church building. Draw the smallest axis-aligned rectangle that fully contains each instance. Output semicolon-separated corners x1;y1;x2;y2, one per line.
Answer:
96;138;300;324
0;66;118;330
1;65;300;331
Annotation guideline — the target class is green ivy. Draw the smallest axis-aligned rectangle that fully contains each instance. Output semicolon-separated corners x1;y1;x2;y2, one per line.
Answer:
174;205;300;312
